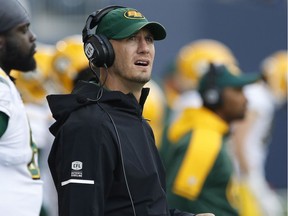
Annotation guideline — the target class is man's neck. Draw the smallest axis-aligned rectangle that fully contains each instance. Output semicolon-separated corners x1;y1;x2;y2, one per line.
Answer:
100;72;144;102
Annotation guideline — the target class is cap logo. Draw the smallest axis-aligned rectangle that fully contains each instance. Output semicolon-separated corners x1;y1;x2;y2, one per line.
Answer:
124;10;145;19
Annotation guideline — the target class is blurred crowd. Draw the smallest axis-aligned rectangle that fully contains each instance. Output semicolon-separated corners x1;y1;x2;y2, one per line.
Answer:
157;40;287;216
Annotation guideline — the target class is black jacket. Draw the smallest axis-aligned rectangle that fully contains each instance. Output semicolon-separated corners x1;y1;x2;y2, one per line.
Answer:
47;81;195;216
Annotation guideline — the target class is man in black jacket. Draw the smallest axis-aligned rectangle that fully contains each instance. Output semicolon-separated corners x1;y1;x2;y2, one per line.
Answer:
47;5;214;216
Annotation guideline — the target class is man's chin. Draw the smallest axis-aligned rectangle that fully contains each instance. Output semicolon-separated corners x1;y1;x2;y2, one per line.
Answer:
17;60;37;72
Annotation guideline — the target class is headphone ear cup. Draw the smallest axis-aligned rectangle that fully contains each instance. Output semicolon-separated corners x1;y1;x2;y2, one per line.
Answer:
84;34;115;67
202;87;222;110
82;6;124;68
98;35;115;67
200;63;224;110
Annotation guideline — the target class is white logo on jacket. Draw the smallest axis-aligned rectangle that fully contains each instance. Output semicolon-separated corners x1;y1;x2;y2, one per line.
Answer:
71;161;83;177
72;161;83;170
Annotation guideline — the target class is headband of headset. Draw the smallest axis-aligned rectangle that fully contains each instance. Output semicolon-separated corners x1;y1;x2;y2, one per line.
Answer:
82;5;125;43
82;5;125;68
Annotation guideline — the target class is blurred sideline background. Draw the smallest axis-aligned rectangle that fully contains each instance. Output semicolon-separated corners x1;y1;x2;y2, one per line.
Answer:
23;0;287;211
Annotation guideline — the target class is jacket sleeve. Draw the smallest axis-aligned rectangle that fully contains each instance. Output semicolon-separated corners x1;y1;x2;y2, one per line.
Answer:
49;117;118;216
170;208;196;216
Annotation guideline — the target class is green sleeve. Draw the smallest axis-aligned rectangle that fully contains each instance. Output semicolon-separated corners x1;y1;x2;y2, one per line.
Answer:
0;111;9;137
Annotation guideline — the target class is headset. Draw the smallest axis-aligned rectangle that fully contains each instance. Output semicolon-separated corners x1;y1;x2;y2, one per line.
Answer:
201;63;223;110
82;5;125;68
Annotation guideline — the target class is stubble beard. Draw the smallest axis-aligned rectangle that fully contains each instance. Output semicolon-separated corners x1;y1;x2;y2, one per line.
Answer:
114;66;151;85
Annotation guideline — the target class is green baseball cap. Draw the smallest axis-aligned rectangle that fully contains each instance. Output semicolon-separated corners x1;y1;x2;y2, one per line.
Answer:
198;64;260;93
96;7;166;40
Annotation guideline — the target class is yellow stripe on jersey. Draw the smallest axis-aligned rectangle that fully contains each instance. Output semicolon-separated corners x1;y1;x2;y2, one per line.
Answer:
0;69;8;78
237;181;262;216
172;129;222;199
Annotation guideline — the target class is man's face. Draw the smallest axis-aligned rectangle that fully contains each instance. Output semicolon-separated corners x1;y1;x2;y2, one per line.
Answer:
1;23;36;72
109;28;155;86
221;86;247;122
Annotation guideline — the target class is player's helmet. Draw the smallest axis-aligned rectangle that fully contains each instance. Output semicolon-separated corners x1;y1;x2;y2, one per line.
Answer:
11;43;59;104
261;50;287;104
143;80;167;148
176;39;240;89
51;34;89;93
